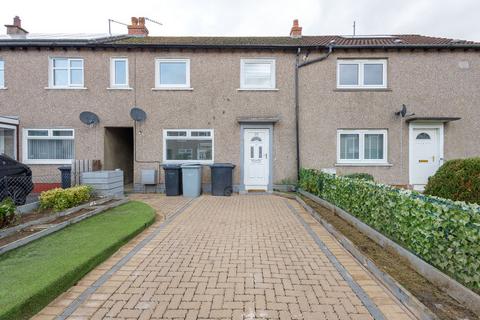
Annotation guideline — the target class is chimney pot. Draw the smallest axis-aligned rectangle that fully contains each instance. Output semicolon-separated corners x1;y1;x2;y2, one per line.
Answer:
290;19;302;38
5;16;28;36
128;16;149;37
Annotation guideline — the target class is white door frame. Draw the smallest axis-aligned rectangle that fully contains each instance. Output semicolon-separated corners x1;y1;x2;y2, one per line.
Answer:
408;122;444;186
239;123;273;192
0;123;17;160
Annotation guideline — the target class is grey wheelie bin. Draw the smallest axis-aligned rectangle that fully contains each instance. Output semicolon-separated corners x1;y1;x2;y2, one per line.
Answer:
209;163;235;196
162;164;182;196
181;164;202;197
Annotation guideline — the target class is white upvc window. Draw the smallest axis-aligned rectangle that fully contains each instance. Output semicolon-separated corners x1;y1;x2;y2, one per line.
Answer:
240;59;276;89
163;129;214;164
23;129;74;164
110;57;129;88
49;58;84;88
155;59;190;89
337;129;387;164
0;60;5;88
337;59;387;89
0;123;16;159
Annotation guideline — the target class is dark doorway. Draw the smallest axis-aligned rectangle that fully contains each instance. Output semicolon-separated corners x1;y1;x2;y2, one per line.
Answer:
104;127;134;184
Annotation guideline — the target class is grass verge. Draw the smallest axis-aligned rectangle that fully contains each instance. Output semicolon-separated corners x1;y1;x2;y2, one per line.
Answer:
0;200;156;320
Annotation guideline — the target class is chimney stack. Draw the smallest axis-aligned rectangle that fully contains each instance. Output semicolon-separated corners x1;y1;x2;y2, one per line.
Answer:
5;16;28;37
290;19;302;38
127;17;149;37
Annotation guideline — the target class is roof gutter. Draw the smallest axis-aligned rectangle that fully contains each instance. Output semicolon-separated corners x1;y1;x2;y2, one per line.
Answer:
294;44;334;182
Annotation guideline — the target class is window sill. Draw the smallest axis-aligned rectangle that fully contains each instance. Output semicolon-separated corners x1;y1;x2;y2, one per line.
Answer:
107;87;133;90
334;88;391;92
163;160;213;165
0;87;7;90
45;87;88;90
335;163;393;167
237;88;279;92
24;160;73;165
152;87;194;91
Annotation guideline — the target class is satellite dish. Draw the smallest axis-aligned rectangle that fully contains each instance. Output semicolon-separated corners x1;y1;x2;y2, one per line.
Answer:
79;111;100;126
130;107;147;122
395;104;407;118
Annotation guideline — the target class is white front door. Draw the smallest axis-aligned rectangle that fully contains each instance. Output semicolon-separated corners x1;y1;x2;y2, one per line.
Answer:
410;126;442;187
244;128;269;190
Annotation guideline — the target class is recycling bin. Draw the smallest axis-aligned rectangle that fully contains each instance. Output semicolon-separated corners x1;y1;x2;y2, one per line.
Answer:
58;166;72;189
181;164;202;197
162;164;182;196
209;163;235;196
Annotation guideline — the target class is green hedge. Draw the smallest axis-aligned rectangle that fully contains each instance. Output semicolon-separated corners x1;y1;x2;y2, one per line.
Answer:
39;185;93;212
424;158;480;204
299;168;480;291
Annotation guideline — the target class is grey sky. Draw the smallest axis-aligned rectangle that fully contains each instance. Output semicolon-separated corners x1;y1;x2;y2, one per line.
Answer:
1;0;479;41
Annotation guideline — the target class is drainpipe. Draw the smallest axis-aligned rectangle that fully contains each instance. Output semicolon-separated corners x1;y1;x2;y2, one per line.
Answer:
294;44;334;181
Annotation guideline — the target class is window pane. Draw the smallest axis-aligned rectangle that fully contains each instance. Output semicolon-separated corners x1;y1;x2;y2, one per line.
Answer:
191;131;211;137
28;139;74;160
70;69;83;85
114;60;127;85
167;131;187;137
160;62;187;85
364;64;384;85
53;130;73;137
339;64;359;85
364;134;384;159
166;139;212;160
53;59;67;68
28;130;48;136
340;134;359;159
54;69;68;86
0;70;4;88
244;63;272;87
0;127;15;158
70;60;83;68
0;61;4;69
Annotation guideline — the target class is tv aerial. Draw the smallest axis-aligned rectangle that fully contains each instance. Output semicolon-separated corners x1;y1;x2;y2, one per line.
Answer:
79;111;100;127
130;107;147;122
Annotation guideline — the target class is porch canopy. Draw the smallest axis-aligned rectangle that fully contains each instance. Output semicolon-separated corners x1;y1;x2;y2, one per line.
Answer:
405;116;461;123
0;116;19;125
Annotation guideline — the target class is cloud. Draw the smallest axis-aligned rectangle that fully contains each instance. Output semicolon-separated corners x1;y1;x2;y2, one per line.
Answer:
1;0;479;40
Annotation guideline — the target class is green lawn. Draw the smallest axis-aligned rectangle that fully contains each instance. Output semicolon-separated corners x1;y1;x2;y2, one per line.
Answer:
0;200;156;320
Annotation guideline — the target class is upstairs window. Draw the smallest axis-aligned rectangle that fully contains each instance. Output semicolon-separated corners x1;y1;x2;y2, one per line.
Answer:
240;59;276;89
49;58;84;88
110;58;129;88
337;59;387;89
163;129;213;163
337;129;387;164
0;60;4;88
24;129;74;164
155;59;190;89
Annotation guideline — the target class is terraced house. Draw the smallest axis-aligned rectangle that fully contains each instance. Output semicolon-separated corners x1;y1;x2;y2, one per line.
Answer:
1;16;479;192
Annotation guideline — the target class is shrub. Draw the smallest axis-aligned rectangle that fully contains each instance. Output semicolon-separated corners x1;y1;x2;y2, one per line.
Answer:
344;173;374;181
39;185;93;212
424;158;480;204
299;168;480;291
0;198;16;228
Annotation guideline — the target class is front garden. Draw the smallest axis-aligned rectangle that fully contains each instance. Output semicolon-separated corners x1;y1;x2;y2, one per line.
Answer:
0;201;155;320
299;168;480;293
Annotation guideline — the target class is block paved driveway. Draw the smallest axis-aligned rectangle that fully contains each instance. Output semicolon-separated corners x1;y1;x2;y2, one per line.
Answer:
35;195;415;320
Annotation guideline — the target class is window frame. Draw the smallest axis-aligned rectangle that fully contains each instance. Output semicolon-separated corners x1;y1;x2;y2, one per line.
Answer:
48;57;85;88
0;59;5;88
110;57;129;88
163;129;214;164
336;59;387;89
23;128;75;164
240;58;276;90
337;129;388;164
155;58;191;89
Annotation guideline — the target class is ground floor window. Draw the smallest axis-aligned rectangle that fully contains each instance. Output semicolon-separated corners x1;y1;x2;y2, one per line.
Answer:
23;129;74;164
337;129;387;164
0;124;16;159
163;129;213;163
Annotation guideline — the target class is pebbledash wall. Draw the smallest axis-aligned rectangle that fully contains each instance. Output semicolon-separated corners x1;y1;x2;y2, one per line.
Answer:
0;49;297;190
299;50;480;186
1;46;480;189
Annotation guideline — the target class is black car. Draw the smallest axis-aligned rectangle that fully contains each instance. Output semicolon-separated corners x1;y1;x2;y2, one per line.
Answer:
0;154;34;205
